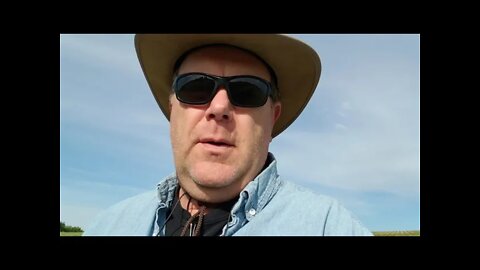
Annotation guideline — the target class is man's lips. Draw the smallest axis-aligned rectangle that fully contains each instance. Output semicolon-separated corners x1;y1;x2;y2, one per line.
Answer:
197;138;235;147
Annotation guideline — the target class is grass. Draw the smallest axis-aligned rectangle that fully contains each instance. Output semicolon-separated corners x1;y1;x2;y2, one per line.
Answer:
372;230;420;236
60;232;83;236
60;231;420;236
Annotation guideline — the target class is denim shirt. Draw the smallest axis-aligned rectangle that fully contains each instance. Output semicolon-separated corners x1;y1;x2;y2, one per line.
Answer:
83;153;373;236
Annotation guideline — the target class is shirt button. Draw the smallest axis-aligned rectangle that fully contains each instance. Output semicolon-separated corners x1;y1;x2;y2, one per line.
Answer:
248;208;256;216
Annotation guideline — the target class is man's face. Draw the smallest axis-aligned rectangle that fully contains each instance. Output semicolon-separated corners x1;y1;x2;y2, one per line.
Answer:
169;46;281;203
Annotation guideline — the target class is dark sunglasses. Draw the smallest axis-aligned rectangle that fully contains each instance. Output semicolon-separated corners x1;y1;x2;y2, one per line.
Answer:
172;72;276;108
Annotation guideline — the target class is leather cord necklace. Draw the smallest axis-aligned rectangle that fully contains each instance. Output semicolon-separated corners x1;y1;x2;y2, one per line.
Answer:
179;204;207;236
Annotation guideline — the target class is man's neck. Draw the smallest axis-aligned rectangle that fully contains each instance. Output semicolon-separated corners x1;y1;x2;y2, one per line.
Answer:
178;186;210;215
176;154;274;216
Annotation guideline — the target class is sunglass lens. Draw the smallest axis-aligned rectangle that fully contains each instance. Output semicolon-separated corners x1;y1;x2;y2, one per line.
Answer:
176;75;215;104
229;79;269;107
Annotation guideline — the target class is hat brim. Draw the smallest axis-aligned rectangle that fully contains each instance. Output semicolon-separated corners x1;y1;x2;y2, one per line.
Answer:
135;34;321;138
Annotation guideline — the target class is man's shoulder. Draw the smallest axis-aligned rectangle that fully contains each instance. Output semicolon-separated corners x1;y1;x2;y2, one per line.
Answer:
277;180;338;206
259;179;372;236
83;189;159;236
272;180;343;219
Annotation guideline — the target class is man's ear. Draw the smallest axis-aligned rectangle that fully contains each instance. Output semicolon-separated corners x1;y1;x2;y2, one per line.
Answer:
272;101;282;123
269;102;282;142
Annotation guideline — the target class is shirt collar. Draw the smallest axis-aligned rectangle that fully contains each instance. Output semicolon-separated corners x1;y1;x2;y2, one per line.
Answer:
232;153;281;220
156;173;178;206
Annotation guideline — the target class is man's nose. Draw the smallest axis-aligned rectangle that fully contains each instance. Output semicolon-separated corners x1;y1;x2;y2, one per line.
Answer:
205;88;232;121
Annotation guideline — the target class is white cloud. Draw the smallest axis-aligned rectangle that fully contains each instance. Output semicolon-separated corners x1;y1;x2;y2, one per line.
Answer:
337;195;375;218
60;34;140;75
271;129;419;198
341;101;352;110
334;123;348;131
272;37;420;199
61;96;170;152
60;34;171;165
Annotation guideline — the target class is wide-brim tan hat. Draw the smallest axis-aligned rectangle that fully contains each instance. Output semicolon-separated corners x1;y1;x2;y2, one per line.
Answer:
135;34;321;138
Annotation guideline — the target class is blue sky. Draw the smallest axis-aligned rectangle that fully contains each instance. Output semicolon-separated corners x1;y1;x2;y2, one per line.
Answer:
60;34;420;232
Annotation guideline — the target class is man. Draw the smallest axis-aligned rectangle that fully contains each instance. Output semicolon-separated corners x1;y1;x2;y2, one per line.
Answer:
83;34;372;236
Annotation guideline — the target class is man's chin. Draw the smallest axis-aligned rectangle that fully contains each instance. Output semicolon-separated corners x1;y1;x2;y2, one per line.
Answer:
191;174;235;188
189;162;238;188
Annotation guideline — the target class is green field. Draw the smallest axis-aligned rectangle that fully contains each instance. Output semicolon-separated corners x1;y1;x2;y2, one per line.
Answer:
60;232;83;236
60;231;420;236
372;230;420;236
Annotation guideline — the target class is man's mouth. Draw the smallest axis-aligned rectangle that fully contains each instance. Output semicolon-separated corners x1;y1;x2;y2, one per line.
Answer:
206;141;231;146
198;138;235;148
